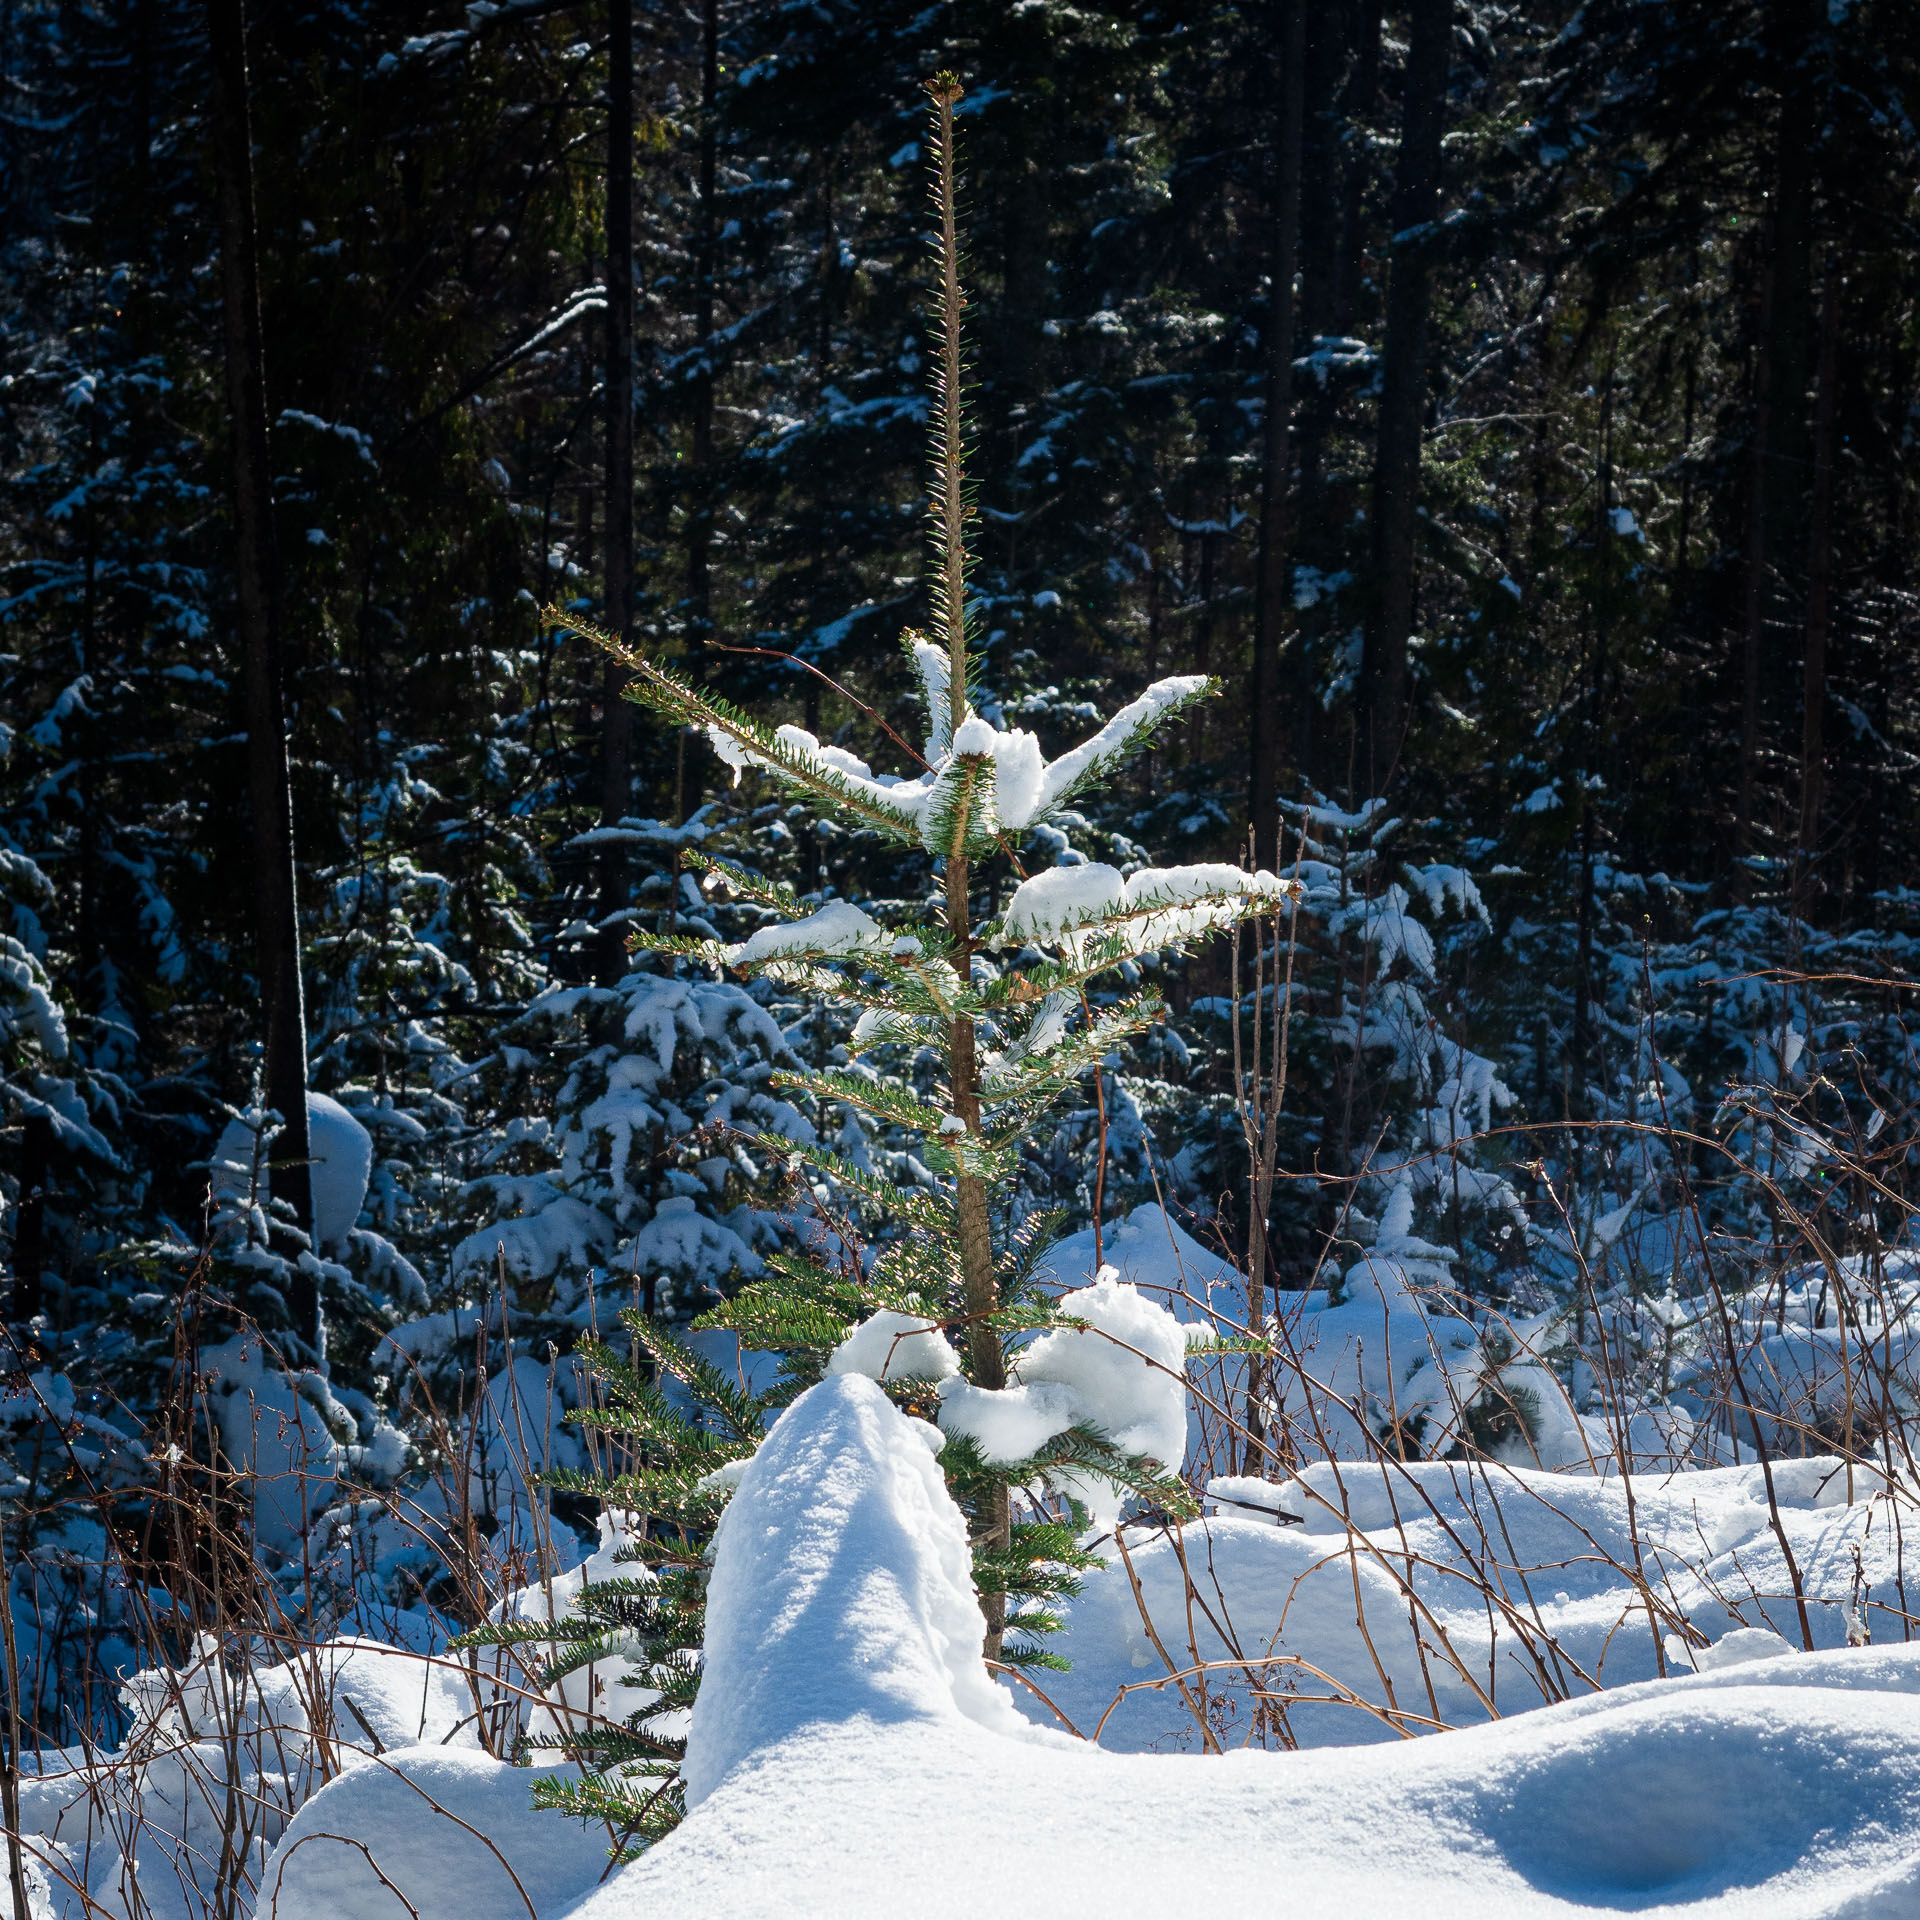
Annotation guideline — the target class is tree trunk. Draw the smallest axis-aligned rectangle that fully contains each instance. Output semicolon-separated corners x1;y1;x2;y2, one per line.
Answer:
9;1113;49;1336
1736;246;1774;868
1331;0;1382;338
206;0;316;1348
930;79;1007;1659
1797;256;1840;874
1248;0;1305;870
1355;0;1448;796
685;0;719;655
1296;0;1346;344
596;0;635;988
1760;0;1817;561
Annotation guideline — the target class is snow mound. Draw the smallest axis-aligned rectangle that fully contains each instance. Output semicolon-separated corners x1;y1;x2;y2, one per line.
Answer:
682;1371;1050;1805
267;1748;610;1920
1038;1454;1909;1752
559;1371;1920;1919
211;1090;372;1251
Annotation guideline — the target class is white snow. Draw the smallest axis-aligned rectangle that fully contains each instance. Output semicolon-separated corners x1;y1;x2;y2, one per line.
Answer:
933;1375;1084;1463
1273;1180;1490;1459
199;1329;411;1560
707;666;1200;848
1014;1269;1188;1472
308;1091;375;1248
948;712;999;757
38;1357;1920;1920
680;1373;1051;1806
999;859;1289;954
267;1748;612;1920
1019;674;1208;820
549;1367;1920;1919
726;898;888;966
933;1272;1188;1520
908;637;952;759
211;1091;373;1251
826;1309;961;1384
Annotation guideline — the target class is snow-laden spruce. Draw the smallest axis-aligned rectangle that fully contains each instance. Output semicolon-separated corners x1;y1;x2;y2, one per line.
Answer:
511;76;1300;1853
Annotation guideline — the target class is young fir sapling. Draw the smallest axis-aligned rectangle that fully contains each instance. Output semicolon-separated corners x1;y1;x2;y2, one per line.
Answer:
475;77;1294;1854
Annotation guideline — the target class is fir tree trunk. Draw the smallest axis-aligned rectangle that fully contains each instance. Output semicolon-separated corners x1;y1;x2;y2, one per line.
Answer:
207;0;316;1346
1737;249;1774;868
1356;0;1448;796
1296;0;1345;344
1761;0;1818;562
930;77;1008;1659
1331;0;1382;339
1248;0;1305;870
596;0;635;988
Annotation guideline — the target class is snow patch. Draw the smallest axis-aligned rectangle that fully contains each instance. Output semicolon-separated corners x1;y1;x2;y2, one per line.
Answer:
826;1310;961;1384
682;1372;1050;1807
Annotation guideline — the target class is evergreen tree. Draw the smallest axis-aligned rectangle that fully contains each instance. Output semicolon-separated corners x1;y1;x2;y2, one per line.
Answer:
469;76;1291;1852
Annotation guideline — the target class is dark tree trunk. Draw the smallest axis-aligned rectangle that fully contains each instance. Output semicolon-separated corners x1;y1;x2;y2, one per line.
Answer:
1761;0;1818;561
596;0;635;988
206;0;316;1348
1355;0;1448;795
1296;0;1346;344
1737;245;1775;865
684;0;719;657
9;1113;50;1335
1249;0;1305;869
1331;0;1382;337
1798;256;1840;872
1740;12;1819;864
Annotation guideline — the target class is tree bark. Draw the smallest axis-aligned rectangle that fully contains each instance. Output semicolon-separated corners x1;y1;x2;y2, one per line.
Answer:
1355;0;1448;796
9;1113;49;1335
596;0;636;988
1248;0;1305;870
1331;0;1382;338
1737;244;1774;867
684;0;719;656
1797;256;1840;874
1296;0;1346;345
206;0;317;1349
929;78;1007;1659
1760;0;1818;561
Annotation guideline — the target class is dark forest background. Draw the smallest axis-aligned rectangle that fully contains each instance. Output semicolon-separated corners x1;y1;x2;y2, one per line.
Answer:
4;0;1918;1419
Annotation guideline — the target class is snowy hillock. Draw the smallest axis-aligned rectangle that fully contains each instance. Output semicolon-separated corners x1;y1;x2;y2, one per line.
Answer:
1028;1450;1899;1753
32;1372;1919;1920
541;1372;1920;1918
11;1634;611;1920
1036;1196;1508;1469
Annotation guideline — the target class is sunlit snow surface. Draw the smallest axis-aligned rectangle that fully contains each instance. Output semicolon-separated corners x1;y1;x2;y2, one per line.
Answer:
548;1374;1920;1919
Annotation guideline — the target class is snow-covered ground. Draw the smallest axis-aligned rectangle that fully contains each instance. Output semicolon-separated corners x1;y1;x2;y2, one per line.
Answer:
550;1376;1920;1917
20;1204;1920;1920
44;1374;1884;1920
14;1209;1917;1920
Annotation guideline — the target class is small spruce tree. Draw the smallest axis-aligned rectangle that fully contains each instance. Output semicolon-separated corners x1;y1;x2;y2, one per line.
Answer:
471;77;1293;1853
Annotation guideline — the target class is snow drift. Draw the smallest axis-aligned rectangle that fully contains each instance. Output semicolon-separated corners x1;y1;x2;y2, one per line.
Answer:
549;1371;1920;1919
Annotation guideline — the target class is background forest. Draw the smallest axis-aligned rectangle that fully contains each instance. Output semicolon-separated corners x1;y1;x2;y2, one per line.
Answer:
4;0;1920;1758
